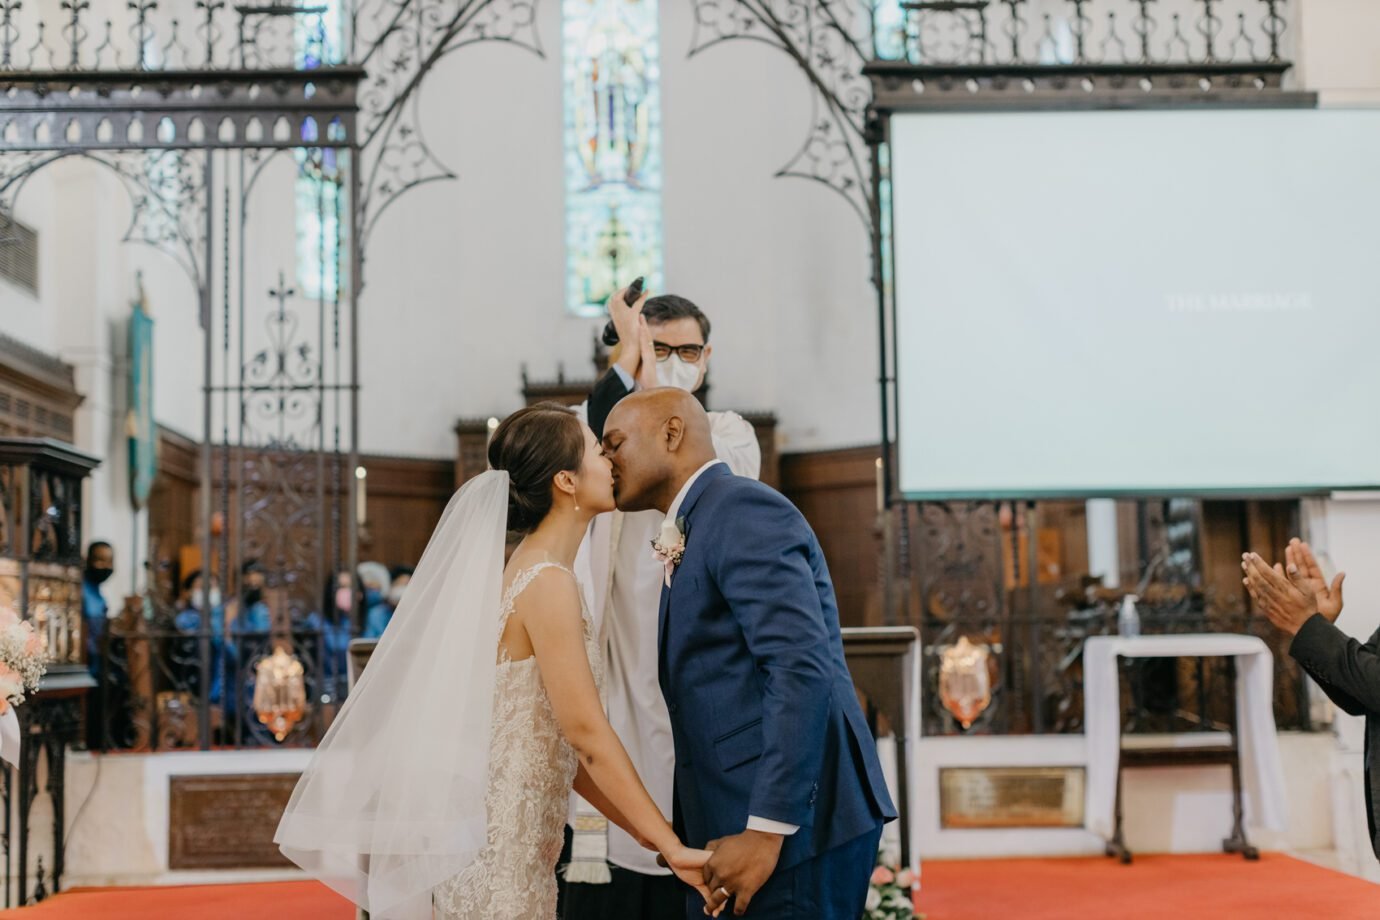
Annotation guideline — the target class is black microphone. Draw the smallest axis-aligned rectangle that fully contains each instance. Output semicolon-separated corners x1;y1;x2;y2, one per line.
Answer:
601;277;645;347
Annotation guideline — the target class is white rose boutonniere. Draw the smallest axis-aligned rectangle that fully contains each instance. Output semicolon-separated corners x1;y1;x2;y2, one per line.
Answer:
651;516;686;587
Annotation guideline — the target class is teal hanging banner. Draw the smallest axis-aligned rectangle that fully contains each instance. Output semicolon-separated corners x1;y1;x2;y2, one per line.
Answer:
127;279;156;510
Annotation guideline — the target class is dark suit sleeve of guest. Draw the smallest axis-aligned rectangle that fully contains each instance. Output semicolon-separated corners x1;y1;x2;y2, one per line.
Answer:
586;369;633;440
1289;613;1380;717
709;487;833;828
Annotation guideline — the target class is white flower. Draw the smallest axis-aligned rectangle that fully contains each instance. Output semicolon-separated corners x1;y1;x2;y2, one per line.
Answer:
5;623;27;647
865;887;881;912
0;673;24;704
658;517;683;549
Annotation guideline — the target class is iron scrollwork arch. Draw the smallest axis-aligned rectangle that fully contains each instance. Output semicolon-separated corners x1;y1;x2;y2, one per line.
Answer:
688;1;879;231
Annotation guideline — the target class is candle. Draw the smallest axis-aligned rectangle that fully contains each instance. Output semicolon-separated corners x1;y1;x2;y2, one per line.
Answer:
355;465;367;526
875;457;884;514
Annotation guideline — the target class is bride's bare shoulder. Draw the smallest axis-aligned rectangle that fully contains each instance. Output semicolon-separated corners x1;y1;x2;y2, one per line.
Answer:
504;561;581;622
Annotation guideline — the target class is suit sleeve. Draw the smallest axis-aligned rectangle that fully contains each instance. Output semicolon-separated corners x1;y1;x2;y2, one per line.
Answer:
586;368;634;440
708;486;832;828
1289;614;1380;717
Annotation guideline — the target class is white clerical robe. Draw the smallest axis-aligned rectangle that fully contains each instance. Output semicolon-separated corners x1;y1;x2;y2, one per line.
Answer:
572;403;762;875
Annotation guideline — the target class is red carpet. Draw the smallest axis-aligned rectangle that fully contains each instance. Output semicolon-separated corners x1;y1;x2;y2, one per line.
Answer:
918;853;1379;919
0;855;1372;918
0;881;353;919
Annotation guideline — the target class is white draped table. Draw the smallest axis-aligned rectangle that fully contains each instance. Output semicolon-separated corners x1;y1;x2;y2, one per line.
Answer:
1083;634;1288;842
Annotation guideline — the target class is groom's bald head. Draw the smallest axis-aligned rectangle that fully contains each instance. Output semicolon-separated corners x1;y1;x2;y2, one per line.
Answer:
602;388;717;514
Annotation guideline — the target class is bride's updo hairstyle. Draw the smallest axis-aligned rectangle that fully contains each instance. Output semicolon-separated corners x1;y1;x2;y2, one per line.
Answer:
487;403;587;534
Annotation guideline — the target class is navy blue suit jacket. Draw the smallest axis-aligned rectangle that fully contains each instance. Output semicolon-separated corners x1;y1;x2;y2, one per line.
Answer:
659;463;896;871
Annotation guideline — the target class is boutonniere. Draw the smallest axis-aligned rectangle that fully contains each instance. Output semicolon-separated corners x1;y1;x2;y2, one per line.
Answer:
651;516;686;587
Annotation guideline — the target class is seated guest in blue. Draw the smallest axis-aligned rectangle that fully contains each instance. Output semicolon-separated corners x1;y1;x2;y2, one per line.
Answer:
387;565;413;617
173;570;232;717
231;558;272;636
303;569;356;703
359;561;393;639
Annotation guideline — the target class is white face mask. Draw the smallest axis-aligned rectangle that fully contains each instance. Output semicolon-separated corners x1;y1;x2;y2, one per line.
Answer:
656;355;702;392
191;588;223;611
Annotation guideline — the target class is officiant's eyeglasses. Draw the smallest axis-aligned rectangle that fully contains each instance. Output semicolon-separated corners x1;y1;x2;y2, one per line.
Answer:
652;342;705;363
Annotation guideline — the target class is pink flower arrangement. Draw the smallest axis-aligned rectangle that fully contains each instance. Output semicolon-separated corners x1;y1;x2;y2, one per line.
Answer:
867;857;919;920
0;607;46;714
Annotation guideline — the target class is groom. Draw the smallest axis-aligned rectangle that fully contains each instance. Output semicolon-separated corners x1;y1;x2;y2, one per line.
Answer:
602;388;896;919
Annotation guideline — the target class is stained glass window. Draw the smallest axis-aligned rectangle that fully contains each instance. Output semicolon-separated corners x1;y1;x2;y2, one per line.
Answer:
563;0;664;317
873;0;911;60
295;4;345;302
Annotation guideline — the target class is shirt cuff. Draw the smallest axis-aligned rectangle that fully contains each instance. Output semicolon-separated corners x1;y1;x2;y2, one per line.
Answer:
611;363;635;391
746;816;800;836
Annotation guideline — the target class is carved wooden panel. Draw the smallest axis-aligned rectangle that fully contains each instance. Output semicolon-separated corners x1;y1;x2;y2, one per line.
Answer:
0;334;81;441
148;439;454;606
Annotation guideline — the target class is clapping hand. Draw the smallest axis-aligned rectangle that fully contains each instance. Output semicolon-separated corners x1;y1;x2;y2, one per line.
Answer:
1283;538;1345;622
1242;552;1318;636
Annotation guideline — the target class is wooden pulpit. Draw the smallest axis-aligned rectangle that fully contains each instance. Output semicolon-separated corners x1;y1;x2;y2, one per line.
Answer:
842;626;919;867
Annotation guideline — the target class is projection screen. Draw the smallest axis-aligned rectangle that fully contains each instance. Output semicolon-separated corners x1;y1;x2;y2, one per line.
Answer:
890;108;1380;499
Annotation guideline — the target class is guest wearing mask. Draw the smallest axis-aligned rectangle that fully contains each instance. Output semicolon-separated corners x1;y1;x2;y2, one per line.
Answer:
387;565;413;616
359;561;393;639
82;542;119;748
231;558;272;636
82;541;115;676
302;569;355;705
173;570;230;717
563;288;760;918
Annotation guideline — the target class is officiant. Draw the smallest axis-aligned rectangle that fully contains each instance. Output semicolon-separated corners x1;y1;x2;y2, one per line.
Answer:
563;289;760;919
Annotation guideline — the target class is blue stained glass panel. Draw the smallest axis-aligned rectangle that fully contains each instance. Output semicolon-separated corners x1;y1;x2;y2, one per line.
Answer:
295;3;345;302
563;0;664;318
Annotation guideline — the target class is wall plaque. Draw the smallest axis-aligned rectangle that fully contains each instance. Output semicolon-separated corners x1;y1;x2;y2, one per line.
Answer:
169;773;300;869
939;766;1085;829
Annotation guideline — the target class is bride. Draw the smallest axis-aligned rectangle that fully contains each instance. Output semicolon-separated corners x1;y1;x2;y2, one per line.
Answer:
275;403;714;919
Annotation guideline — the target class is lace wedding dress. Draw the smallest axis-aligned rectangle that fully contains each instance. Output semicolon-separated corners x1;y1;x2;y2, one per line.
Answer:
433;561;603;919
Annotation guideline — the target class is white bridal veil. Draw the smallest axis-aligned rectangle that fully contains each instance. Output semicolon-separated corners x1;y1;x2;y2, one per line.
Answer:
275;470;510;919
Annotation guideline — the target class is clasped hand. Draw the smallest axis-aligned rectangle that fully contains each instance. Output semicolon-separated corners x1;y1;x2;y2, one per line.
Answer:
701;829;784;917
656;829;782;917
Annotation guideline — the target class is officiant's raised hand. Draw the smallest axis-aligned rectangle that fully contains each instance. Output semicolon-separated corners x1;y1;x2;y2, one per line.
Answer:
608;283;650;379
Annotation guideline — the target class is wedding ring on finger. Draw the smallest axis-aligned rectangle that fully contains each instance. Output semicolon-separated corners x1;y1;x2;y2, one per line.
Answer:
716;887;731;899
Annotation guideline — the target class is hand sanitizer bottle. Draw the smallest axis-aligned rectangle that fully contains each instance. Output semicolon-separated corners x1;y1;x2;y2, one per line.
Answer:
1118;594;1141;638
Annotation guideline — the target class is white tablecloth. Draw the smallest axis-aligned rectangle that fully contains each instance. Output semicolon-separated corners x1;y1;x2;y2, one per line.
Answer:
1083;634;1288;840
